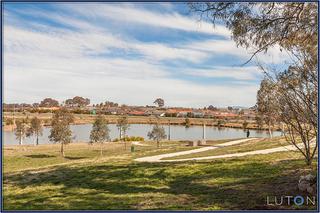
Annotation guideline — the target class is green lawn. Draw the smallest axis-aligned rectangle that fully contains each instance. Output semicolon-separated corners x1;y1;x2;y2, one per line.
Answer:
3;138;317;210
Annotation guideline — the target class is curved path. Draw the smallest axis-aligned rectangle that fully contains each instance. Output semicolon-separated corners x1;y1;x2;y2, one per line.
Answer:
134;138;257;163
134;138;311;163
132;141;150;146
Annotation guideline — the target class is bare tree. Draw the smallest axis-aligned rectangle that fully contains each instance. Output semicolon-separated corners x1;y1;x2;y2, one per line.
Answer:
275;65;317;166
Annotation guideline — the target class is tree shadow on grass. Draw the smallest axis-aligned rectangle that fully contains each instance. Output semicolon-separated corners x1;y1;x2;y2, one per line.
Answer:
64;156;87;160
25;154;55;158
3;158;317;210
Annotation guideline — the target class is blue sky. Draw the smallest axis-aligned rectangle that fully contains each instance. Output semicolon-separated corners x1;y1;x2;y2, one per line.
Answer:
3;2;290;107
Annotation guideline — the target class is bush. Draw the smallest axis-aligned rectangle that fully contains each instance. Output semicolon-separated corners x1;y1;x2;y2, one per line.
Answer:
112;136;144;142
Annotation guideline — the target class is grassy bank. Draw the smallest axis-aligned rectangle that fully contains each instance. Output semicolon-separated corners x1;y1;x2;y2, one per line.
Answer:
3;138;317;210
3;112;279;131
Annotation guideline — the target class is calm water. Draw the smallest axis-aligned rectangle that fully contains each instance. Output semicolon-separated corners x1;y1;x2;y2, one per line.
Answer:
3;124;281;145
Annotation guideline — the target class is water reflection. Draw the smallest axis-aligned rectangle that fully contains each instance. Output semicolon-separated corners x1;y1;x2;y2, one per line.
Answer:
3;124;281;145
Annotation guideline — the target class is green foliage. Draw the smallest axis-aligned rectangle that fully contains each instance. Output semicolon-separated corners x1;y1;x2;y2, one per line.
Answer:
27;117;43;145
153;98;164;107
257;78;278;128
65;96;90;107
113;136;144;142
48;108;74;156
116;116;130;141
217;120;224;127
148;124;166;147
14;119;29;145
90;115;110;143
40;98;59;107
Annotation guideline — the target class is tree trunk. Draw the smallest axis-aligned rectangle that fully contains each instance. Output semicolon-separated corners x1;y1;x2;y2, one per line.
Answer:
36;135;39;146
168;123;171;140
19;129;23;145
157;140;159;148
61;142;65;157
100;142;103;157
123;130;126;150
268;121;272;138
306;157;312;166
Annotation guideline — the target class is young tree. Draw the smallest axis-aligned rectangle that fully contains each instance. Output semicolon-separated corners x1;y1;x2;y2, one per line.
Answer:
116;116;130;149
27;117;43;146
48;108;74;157
15;119;29;145
148;124;167;148
90;115;110;156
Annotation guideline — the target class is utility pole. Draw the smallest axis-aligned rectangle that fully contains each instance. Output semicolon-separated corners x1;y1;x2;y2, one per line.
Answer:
13;104;16;130
168;120;171;140
202;122;206;145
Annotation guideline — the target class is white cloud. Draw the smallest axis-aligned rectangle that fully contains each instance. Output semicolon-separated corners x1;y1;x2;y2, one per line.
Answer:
61;3;231;38
186;40;290;64
184;66;263;81
3;3;286;107
3;25;259;107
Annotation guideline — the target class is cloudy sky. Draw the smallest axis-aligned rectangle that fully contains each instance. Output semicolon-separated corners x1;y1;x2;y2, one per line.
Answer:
4;3;289;107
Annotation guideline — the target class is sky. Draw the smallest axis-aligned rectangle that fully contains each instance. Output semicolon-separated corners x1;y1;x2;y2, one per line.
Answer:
3;2;290;108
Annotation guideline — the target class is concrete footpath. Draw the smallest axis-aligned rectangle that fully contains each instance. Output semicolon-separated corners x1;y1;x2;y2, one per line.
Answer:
134;138;257;163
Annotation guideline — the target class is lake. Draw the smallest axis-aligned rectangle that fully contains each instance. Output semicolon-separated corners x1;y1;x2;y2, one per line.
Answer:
3;124;281;145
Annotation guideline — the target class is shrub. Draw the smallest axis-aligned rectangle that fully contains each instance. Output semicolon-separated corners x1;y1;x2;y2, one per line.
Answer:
112;136;144;142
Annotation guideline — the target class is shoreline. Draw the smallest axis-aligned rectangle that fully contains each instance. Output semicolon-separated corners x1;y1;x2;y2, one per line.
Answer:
3;113;281;132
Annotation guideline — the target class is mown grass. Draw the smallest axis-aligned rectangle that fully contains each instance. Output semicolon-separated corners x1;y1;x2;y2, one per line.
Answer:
3;139;232;173
3;138;317;210
3;140;200;173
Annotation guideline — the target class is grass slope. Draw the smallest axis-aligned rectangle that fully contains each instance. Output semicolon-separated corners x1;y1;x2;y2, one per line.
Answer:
3;138;317;210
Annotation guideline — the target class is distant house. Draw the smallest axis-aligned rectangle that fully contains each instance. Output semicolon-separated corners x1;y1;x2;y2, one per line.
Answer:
205;111;238;119
38;106;60;111
177;111;188;117
128;110;146;116
160;113;166;117
192;111;204;118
